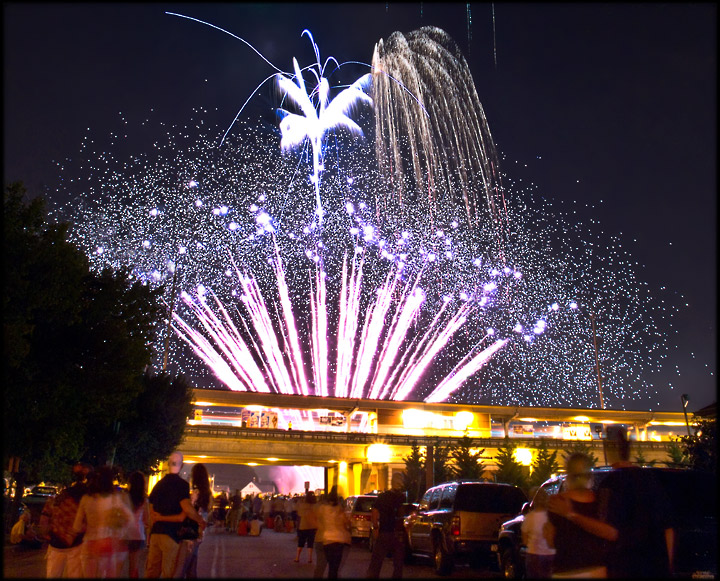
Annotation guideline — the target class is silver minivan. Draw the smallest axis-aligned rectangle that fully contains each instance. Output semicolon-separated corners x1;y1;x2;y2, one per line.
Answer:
345;494;378;540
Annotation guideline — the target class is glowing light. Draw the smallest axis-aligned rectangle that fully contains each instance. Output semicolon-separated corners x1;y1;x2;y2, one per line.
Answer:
402;409;433;429
454;411;474;431
366;443;392;463
514;448;533;466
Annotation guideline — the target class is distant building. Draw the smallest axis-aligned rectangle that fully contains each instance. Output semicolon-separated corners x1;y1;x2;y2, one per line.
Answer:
241;478;276;497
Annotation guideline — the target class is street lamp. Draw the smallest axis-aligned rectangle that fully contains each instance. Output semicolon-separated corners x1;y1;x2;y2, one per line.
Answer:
681;394;691;436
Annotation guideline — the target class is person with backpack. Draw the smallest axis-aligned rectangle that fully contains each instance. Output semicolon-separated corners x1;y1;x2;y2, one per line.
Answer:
42;462;92;578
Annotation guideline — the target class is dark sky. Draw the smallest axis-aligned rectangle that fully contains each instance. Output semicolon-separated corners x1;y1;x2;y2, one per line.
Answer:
4;3;716;413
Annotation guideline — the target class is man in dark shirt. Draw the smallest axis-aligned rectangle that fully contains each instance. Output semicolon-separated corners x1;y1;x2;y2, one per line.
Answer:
598;429;675;578
366;473;407;579
146;452;205;578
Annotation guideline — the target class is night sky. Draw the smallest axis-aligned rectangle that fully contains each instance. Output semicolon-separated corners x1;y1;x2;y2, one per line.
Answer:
4;3;716;413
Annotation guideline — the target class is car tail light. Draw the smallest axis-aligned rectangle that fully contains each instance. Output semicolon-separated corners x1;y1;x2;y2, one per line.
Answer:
354;514;370;520
451;515;461;536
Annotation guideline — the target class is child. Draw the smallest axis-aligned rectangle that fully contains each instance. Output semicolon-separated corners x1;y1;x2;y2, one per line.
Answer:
237;512;249;536
521;488;556;578
249;514;262;536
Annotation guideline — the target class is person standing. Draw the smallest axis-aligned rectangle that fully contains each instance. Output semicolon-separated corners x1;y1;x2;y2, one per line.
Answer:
315;487;351;579
228;489;242;533
42;462;91;578
312;493;328;578
295;490;319;563
73;465;134;578
176;463;212;578
366;472;407;579
145;452;205;578
597;429;675;578
547;453;607;578
521;488;556;578
126;471;150;579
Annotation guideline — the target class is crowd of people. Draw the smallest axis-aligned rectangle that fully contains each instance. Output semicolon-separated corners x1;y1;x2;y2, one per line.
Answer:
522;428;676;579
9;453;212;578
9;428;677;579
8;453;360;579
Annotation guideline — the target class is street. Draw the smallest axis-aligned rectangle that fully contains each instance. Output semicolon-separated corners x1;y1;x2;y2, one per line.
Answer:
4;525;501;578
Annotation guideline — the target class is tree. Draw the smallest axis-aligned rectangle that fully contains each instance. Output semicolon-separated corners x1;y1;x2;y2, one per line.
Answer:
3;182;164;483
113;371;194;474
665;438;690;469
529;439;560;489
677;417;716;473
401;443;426;502
429;439;452;485
633;449;657;467
449;435;486;480
494;437;529;491
561;441;599;468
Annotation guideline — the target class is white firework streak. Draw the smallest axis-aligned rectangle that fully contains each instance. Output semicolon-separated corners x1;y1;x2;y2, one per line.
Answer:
366;270;427;400
234;258;299;394
270;244;312;396
310;266;329;397
348;267;400;400
175;249;507;401
334;254;363;398
174;289;271;393
424;338;510;402
388;300;474;401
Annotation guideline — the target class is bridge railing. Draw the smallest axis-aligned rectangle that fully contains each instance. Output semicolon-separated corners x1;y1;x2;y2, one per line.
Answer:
182;425;671;450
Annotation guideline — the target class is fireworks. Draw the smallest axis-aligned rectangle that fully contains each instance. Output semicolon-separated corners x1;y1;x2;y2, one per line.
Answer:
51;24;676;410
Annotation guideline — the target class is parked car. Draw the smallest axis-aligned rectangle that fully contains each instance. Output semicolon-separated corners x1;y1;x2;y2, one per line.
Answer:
22;484;59;524
345;494;378;541
494;467;717;579
405;480;527;575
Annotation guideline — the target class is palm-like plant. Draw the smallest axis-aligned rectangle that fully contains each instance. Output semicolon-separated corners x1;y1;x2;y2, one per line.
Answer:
276;34;372;225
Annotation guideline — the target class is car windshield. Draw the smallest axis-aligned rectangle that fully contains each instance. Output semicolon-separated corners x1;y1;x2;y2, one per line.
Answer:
32;486;55;495
354;497;376;512
455;485;526;513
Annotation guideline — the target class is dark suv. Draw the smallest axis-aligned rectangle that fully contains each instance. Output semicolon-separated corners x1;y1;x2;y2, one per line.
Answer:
495;467;717;579
406;480;527;575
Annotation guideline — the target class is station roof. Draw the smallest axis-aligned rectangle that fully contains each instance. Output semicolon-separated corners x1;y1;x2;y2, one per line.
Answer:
192;388;687;426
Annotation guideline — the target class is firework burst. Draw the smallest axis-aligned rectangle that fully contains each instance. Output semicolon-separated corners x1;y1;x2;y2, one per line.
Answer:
51;24;676;410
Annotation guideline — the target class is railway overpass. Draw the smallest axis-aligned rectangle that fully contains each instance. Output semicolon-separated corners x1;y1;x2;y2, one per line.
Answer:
171;389;689;496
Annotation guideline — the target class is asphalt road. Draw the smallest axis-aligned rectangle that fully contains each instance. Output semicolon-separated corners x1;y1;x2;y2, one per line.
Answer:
4;524;502;578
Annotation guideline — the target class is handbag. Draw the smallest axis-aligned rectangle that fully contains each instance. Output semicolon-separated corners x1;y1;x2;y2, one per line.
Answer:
176;517;199;540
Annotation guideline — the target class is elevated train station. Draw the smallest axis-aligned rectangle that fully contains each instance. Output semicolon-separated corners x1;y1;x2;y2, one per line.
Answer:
176;389;690;497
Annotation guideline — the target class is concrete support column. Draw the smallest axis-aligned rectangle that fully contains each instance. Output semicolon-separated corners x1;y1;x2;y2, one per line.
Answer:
425;445;434;489
378;465;389;491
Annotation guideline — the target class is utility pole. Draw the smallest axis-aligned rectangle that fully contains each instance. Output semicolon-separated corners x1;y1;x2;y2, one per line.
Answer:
162;265;179;371
590;312;604;409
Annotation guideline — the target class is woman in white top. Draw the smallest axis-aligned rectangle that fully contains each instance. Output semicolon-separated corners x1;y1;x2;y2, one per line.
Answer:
126;471;150;579
73;465;134;578
314;487;351;579
521;488;556;578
